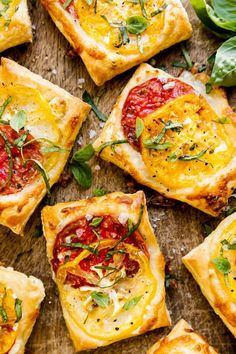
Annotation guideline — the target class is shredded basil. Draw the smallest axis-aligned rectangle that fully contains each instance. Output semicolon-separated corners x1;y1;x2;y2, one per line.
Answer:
91;291;109;308
92;188;107;197
0;306;8;323
15;298;22;322
82;91;107;122
135;117;144;138
10;110;27;133
180;42;193;69
0;97;12;118
27;159;51;195
123;295;142;310
0;131;13;188
61;242;99;254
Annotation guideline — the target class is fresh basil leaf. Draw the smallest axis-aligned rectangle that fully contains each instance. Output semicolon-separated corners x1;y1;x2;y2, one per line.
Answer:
123;295;142;310
63;0;73;9
29;159;51;195
10;110;27;133
209;36;236;87
71;162;93;189
168;153;178;162
92;188;107;197
72;144;95;163
135;118;144;138
221;239;236;250
82;91;107;122
0;306;8;323
211;0;236;30
61;242;98;254
0;96;12;118
90;217;103;227
14;130;29;148
91;291;109;308
126;16;148;34
15;298;22;322
189;0;234;38
180;43;192;69
213;116;231;124
211;257;231;274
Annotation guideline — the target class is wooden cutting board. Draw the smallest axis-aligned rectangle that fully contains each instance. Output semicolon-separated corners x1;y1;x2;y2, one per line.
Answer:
0;0;235;353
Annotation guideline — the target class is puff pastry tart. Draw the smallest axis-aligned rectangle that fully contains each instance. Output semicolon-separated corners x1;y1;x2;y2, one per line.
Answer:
147;319;218;354
183;212;236;337
40;0;192;85
41;191;171;351
0;266;45;354
0;58;90;235
93;63;236;216
0;0;32;53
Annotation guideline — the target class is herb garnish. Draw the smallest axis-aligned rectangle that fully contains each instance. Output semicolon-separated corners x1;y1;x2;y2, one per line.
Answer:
91;291;109;308
169;147;212;166
92;188;107;197
106;204;144;259
123;295;142;310
0;131;13;188
61;242;99;254
90;217;103;227
10;110;27;133
144;121;183;150
15;298;22;322
213;116;231;124
62;0;73;9
0;97;12;118
0;306;8;323
135;117;144;138
27;159;51;195
82;91;107;122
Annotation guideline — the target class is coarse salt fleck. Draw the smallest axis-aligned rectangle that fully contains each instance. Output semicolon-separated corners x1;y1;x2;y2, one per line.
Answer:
163;82;175;90
118;213;129;225
94;165;101;171
89;130;97;139
85;214;93;221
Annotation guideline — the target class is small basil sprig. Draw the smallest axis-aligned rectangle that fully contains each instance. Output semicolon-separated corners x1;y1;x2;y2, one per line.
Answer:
144;121;183;150
71;140;128;189
82;91;107;122
208;36;236;87
10;110;27;133
0;306;8;323
0;131;13;189
211;257;231;274
123;295;142;310
28;159;51;195
180;43;192;69
0;96;12;118
90;217;103;227
91;291;109;308
169;148;212;166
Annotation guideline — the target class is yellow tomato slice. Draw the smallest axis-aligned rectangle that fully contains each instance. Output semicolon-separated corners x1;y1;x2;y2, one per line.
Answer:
140;93;235;189
74;0;165;54
0;85;62;171
0;0;20;30
0;284;17;354
57;239;156;340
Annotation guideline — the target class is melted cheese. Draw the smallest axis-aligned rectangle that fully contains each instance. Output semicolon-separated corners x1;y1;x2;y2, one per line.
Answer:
57;240;156;341
74;0;166;54
140;93;236;190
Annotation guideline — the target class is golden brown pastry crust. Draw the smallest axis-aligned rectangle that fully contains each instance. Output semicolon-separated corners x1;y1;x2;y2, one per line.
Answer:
0;266;45;354
40;0;192;85
183;213;236;338
93;63;236;216
147;319;219;354
41;191;171;351
0;0;32;53
0;58;90;235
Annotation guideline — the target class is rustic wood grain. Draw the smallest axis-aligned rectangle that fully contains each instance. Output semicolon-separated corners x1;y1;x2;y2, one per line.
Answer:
0;0;236;353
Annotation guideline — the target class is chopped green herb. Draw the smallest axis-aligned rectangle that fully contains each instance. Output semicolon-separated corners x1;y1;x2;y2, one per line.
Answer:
135;117;144;138
123;295;142;310
0;97;12;118
151;3;167;17
213;116;231;124
138;0;148;19
90;217;103;227
10;110;27;133
178;148;210;163
14;130;29;148
96;139;128;154
82;91;107;122
61;242;99;254
28;159;50;195
168;152;178;162
126;16;148;34
71;162;93;189
198;64;207;73
144;121;182;150
221;239;236;250
92;188;107;197
0;306;8;323
211;257;231;274
0;131;13;188
15;298;22;322
91;291;109;308
225;206;236;216
180;42;192;69
94;265;117;271
205;83;212;94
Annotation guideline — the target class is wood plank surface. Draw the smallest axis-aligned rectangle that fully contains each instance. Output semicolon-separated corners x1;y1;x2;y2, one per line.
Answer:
0;0;236;353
